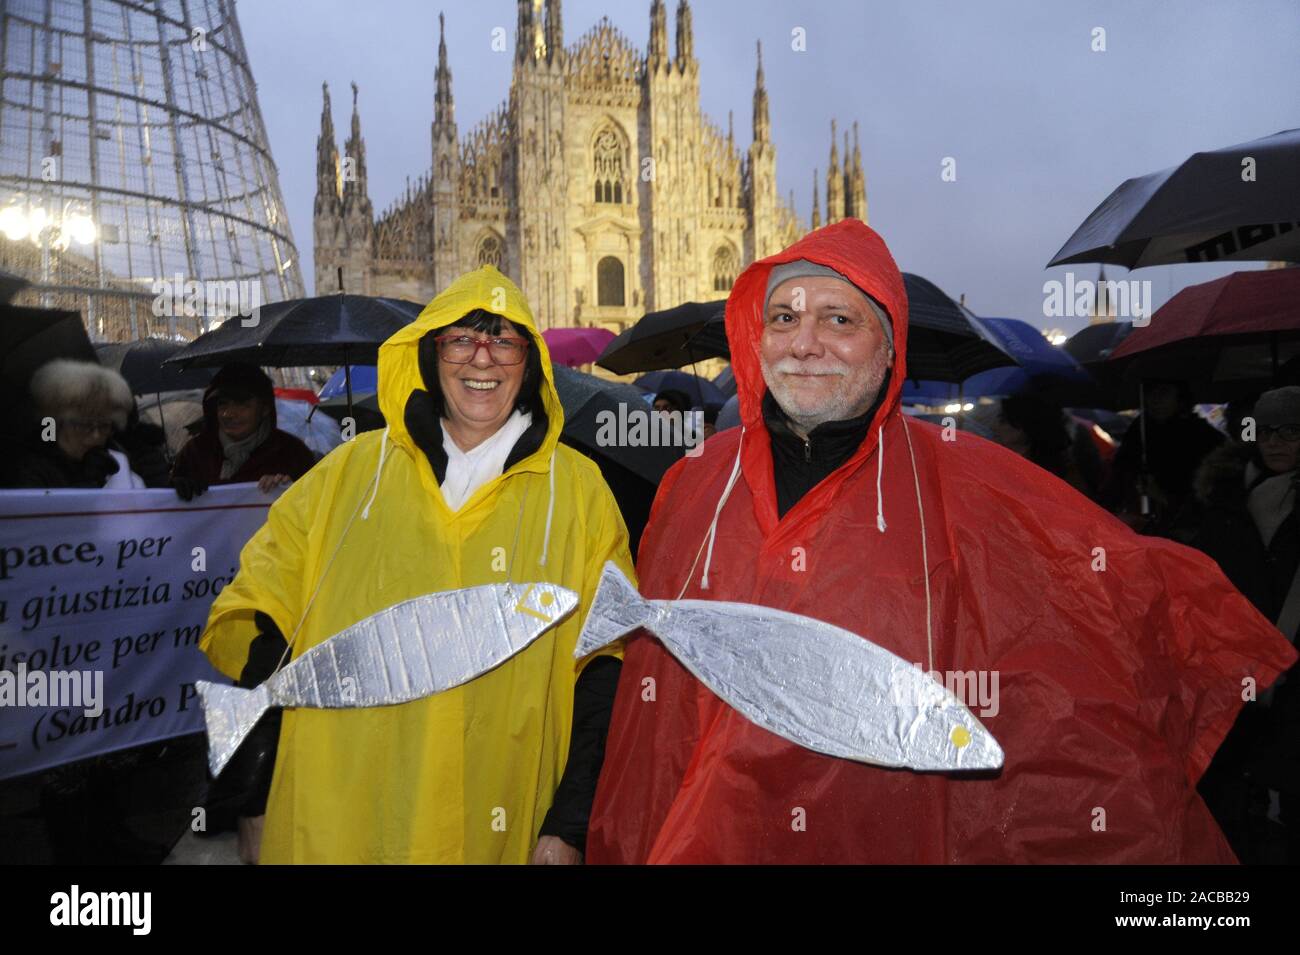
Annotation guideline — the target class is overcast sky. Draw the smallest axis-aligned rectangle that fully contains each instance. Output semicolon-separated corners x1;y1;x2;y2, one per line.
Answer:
237;0;1300;334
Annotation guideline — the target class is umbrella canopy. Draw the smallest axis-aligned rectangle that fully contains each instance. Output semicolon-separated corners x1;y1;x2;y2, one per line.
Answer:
904;317;1100;407
552;366;683;484
0;268;29;304
165;294;423;369
633;370;725;407
1049;128;1300;268
0;303;97;398
95;338;215;394
713;365;737;398
682;274;1015;383
543;327;616;368
1063;321;1134;366
898;273;1017;381
596;300;727;374
319;364;378;399
1106;267;1300;402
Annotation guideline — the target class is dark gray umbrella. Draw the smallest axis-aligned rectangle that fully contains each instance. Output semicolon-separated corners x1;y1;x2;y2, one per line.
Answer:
681;273;1015;383
0;268;29;304
164;294;423;369
553;365;682;484
96;339;215;394
1048;128;1300;268
596;300;727;374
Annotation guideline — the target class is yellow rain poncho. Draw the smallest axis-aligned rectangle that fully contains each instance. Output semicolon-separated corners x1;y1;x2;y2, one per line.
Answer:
201;266;634;863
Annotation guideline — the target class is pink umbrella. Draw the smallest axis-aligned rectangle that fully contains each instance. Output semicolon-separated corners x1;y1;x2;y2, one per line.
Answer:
543;327;616;368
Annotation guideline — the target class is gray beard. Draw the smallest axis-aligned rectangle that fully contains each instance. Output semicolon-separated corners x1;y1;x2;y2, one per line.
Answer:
761;351;891;436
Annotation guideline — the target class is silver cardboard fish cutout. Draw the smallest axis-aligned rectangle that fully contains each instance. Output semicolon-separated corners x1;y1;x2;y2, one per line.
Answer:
198;581;578;777
576;562;1003;772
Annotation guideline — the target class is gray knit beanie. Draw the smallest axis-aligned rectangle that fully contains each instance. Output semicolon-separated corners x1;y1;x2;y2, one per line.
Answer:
763;259;893;349
1253;386;1300;428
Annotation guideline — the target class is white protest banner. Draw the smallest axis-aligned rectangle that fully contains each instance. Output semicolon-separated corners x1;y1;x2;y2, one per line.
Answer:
0;484;272;780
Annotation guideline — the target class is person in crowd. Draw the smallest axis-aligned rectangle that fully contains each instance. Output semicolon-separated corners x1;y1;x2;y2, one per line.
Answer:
171;363;316;499
115;402;173;487
10;359;145;489
652;389;693;417
1099;379;1224;534
988;393;1097;499
585;218;1295;864
701;403;723;440
1190;386;1300;863
198;266;634;863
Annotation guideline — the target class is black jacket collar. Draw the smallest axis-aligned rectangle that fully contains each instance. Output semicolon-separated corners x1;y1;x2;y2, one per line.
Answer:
761;369;891;518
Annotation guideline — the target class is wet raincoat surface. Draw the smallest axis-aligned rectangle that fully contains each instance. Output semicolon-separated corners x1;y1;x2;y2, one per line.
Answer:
201;266;634;863
586;220;1297;864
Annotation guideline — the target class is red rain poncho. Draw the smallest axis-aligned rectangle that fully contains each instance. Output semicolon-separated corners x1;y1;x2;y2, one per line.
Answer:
586;220;1297;864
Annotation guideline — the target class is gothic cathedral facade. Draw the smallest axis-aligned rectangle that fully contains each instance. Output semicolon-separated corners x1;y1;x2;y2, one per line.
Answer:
313;1;868;332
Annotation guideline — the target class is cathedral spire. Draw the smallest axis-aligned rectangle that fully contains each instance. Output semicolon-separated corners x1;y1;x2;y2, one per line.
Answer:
545;0;563;65
434;12;454;127
811;166;821;230
315;82;340;204
752;40;769;143
675;0;695;71
842;128;853;217
343;82;369;204
728;110;734;148
851;120;867;223
826;119;843;224
648;0;668;71
515;0;534;64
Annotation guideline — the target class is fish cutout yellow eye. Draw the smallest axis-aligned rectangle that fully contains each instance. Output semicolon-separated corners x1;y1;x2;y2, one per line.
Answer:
950;726;971;749
514;584;554;623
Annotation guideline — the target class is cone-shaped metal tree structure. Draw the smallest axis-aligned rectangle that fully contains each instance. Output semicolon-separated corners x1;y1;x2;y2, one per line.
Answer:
0;0;303;341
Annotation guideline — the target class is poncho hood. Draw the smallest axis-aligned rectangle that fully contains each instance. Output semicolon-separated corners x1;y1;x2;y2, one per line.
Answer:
726;219;908;540
375;265;563;506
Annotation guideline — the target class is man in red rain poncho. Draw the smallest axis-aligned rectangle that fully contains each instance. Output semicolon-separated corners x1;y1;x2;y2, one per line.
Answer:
586;219;1298;864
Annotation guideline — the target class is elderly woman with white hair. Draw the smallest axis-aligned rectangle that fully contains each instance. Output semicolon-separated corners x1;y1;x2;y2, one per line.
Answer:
11;358;145;489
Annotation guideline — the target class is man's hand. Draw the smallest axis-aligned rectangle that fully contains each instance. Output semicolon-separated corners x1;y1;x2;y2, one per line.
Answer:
257;473;292;493
530;835;582;865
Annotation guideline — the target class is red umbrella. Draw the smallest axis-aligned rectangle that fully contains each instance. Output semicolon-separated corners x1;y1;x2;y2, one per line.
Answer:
542;327;615;368
1107;266;1300;402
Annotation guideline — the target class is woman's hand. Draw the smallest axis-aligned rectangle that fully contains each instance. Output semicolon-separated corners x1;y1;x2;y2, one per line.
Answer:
257;473;292;493
530;835;582;865
237;814;265;864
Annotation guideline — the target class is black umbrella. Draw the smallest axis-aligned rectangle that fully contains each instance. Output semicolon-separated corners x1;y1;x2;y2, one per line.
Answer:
1062;321;1134;367
95;339;216;395
595;300;727;374
165;294;423;369
684;273;1015;383
164;294;423;418
553;366;682;485
0;268;29;304
901;274;1017;381
0;304;97;483
1048;128;1300;268
0;303;97;399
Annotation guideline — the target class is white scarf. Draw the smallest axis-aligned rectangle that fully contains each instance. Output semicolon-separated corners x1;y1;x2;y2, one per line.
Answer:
219;417;272;480
1245;461;1298;548
439;410;533;511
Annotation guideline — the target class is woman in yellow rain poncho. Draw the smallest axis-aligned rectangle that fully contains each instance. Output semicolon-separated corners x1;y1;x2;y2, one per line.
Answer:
200;266;634;863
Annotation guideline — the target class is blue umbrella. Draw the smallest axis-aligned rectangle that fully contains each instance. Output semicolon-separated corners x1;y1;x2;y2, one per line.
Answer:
319;364;378;400
903;317;1099;406
633;370;725;407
